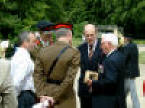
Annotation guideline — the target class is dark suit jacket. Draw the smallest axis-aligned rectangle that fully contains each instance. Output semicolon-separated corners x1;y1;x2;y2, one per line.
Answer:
92;50;126;108
78;40;102;97
119;42;140;78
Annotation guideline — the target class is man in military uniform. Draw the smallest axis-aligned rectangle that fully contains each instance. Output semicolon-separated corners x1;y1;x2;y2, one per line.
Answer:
31;21;54;60
36;20;54;47
34;27;80;108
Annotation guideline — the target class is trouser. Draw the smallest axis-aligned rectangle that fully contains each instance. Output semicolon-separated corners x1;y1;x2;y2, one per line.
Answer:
125;78;140;108
80;96;92;108
18;90;36;108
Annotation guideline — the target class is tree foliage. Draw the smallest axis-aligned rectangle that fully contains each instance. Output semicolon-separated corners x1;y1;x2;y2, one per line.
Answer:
0;0;145;40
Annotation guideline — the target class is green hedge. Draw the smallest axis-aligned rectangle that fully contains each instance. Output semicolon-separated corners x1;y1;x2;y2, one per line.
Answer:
139;51;145;64
133;40;145;44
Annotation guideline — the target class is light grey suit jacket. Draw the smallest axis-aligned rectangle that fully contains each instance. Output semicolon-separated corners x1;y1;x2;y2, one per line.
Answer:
0;58;17;108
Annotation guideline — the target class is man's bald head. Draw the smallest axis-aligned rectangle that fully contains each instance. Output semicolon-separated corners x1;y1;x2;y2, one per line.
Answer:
84;24;96;32
84;24;98;45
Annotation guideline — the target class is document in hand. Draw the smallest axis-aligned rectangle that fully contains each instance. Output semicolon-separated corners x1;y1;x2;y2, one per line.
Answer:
84;70;98;83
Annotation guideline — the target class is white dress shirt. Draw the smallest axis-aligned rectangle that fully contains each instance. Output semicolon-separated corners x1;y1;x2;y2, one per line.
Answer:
106;49;116;57
88;40;97;56
11;47;35;96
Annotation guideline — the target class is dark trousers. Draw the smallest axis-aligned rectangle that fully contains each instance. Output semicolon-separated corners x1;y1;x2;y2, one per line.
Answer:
18;90;36;108
80;96;92;108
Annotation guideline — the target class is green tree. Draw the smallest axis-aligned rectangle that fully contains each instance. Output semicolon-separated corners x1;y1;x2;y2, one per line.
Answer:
0;0;145;39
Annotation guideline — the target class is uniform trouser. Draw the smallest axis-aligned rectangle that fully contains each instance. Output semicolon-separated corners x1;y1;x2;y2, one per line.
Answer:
125;78;140;108
18;90;36;108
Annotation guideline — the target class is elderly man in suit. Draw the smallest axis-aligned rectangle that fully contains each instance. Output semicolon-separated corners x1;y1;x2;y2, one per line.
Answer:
34;27;80;108
0;58;17;108
78;24;102;108
86;33;126;108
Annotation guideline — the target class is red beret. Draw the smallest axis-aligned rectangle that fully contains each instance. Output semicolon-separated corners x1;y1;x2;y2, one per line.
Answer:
53;24;73;30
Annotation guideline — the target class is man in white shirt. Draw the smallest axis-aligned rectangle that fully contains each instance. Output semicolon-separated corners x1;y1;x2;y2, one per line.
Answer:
11;31;37;108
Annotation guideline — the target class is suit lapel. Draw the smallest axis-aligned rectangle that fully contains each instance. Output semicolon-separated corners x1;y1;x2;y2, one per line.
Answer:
84;43;89;63
91;40;100;60
107;50;116;59
81;40;101;67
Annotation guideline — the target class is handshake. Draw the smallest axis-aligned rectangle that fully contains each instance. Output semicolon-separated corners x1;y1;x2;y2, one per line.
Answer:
33;96;54;108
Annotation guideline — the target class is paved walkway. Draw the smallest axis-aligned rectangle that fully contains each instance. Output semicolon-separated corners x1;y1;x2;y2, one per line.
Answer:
138;47;145;52
127;64;145;108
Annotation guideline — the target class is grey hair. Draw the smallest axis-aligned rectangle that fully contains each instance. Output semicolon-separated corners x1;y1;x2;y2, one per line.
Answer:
55;28;71;39
18;31;32;46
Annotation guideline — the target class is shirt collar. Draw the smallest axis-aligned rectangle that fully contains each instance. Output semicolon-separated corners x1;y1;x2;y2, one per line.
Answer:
88;40;98;52
16;47;30;57
55;41;71;47
106;48;116;57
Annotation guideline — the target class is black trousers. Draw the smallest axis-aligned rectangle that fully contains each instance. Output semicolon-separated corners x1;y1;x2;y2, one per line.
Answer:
18;90;36;108
80;96;92;108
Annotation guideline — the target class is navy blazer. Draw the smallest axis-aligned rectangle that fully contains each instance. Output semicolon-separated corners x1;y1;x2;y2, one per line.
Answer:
92;50;126;108
119;43;140;78
78;39;103;97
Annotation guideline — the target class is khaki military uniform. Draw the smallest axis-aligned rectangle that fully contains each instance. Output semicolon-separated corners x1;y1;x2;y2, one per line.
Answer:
30;46;41;61
0;58;17;108
31;40;52;61
34;41;80;108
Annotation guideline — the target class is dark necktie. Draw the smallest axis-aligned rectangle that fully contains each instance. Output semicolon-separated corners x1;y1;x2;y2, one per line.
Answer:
89;45;93;58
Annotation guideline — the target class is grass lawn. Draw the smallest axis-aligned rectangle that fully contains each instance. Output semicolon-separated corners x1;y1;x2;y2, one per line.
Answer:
133;39;145;44
139;51;145;64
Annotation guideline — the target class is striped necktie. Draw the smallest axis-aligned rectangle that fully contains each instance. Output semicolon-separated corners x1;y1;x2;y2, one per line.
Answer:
89;45;93;58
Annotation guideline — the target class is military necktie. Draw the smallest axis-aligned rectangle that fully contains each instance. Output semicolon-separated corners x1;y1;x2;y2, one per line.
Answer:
89;45;93;58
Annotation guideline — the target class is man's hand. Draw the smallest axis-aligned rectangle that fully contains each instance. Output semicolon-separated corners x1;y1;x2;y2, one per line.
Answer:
86;79;92;93
40;96;54;106
87;79;92;86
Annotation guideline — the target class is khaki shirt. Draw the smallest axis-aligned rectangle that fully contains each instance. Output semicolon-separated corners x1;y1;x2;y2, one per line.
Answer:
34;41;80;106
